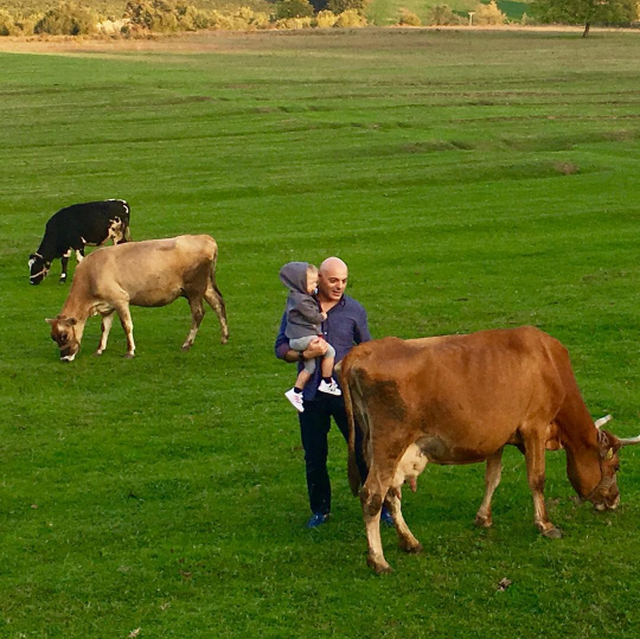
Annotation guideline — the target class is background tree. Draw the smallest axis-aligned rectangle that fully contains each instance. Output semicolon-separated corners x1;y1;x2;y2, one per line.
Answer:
532;0;638;37
275;0;314;19
327;0;368;14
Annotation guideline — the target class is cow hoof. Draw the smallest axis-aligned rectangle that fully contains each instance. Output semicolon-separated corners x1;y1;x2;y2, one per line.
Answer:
93;350;103;357
399;539;423;554
221;336;229;345
367;557;393;575
181;343;192;352
542;527;562;539
125;352;135;359
474;515;492;529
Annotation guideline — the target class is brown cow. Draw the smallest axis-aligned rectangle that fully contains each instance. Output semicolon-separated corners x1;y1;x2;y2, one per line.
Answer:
46;235;229;361
341;327;639;573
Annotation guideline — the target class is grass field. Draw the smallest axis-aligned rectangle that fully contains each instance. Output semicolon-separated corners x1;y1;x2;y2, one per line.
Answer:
1;28;639;638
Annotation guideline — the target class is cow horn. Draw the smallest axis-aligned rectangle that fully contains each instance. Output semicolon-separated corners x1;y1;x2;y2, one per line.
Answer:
618;435;640;447
594;414;613;429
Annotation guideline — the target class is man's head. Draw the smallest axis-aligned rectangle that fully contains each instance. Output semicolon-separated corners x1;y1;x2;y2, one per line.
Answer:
318;257;348;303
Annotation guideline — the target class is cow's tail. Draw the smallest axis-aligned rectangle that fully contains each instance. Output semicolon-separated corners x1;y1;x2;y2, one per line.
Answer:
205;237;229;344
340;355;362;497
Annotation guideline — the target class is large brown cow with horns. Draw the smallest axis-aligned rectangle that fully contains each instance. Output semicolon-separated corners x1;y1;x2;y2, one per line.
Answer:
340;327;639;573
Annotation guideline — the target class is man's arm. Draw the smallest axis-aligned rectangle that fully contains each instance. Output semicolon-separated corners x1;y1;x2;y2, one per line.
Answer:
354;304;372;344
275;313;329;363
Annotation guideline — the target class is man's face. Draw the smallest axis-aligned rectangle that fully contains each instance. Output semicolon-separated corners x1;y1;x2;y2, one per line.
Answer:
318;261;348;302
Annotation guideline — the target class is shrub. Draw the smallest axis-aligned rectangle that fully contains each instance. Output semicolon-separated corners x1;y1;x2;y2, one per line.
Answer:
275;0;315;19
334;8;368;26
124;0;179;32
0;9;20;35
16;13;42;35
237;7;271;30
315;9;338;27
34;2;96;35
207;8;270;31
521;11;535;25
473;1;506;25
397;8;422;26
426;5;464;25
175;3;211;30
274;16;313;28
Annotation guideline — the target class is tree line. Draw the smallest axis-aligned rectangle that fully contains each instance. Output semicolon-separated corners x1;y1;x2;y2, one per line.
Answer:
0;0;638;37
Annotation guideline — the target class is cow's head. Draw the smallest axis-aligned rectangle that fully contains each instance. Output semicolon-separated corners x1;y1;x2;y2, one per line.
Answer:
46;316;80;362
585;428;640;511
29;253;50;285
585;429;622;511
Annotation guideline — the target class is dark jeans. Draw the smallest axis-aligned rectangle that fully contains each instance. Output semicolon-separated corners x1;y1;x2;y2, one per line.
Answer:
298;393;368;515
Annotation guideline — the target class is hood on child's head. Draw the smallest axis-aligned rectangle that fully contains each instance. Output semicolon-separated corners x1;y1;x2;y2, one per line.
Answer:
279;261;312;294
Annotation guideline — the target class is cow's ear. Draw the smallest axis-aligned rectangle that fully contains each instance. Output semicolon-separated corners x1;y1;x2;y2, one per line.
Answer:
45;318;56;325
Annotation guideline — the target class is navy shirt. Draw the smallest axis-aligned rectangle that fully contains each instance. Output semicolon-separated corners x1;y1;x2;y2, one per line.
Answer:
275;294;372;400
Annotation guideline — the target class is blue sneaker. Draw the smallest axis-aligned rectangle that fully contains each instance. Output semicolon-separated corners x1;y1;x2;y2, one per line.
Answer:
380;507;394;527
306;512;330;529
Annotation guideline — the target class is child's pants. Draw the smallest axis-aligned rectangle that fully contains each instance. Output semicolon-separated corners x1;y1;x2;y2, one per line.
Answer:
289;335;336;375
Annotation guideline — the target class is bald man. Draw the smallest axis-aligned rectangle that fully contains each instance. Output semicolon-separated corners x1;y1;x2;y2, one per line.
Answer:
276;257;388;528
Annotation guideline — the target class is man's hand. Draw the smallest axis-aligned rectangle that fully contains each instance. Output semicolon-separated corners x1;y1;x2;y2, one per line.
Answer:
304;336;328;359
283;337;329;364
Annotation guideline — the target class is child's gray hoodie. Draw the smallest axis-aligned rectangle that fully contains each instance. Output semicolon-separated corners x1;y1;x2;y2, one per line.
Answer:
279;261;325;340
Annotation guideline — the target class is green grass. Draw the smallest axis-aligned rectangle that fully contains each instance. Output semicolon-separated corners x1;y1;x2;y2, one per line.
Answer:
1;28;639;637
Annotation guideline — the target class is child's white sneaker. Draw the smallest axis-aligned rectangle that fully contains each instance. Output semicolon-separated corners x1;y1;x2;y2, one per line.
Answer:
285;388;304;412
318;379;342;396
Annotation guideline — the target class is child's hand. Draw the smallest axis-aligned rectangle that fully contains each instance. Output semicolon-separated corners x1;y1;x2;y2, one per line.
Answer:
320;312;327;321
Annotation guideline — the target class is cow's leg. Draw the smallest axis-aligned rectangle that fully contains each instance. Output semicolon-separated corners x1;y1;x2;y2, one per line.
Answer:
385;486;422;555
75;249;84;263
361;471;396;574
523;429;562;538
204;282;229;345
115;305;136;358
95;311;115;356
475;448;504;528
361;482;390;574
182;296;205;351
60;249;72;283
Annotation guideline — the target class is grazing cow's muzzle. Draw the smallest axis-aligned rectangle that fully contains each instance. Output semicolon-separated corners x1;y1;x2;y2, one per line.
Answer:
29;254;49;285
46;316;80;362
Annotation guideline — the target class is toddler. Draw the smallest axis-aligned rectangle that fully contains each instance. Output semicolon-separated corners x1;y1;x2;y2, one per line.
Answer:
279;261;341;412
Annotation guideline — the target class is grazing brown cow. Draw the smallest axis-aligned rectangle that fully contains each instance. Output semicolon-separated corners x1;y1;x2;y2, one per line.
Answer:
46;235;229;361
340;327;639;573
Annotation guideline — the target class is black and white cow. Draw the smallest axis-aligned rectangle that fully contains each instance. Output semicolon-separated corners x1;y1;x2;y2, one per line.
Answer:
29;200;131;285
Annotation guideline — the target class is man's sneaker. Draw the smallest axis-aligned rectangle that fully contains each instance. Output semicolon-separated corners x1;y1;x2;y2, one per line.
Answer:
318;379;342;396
306;512;330;529
284;388;304;413
381;507;394;527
